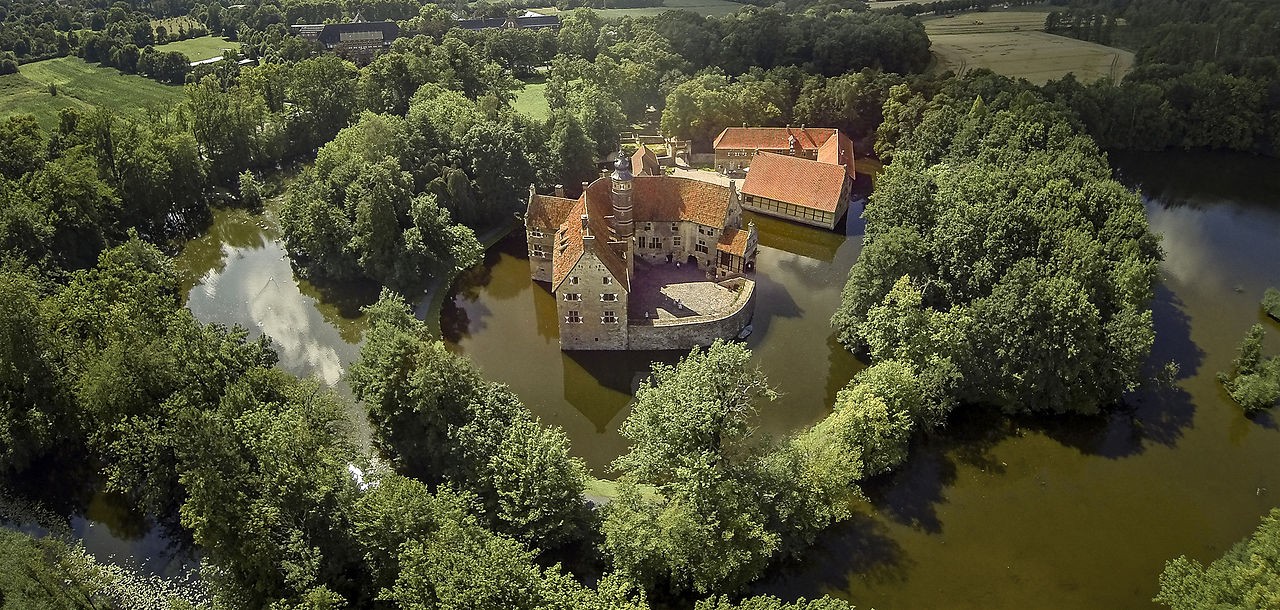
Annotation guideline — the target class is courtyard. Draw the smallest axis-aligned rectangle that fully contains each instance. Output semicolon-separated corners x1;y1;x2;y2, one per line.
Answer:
628;259;742;322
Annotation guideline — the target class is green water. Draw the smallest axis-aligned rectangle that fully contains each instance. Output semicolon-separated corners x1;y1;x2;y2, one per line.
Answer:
79;151;1280;608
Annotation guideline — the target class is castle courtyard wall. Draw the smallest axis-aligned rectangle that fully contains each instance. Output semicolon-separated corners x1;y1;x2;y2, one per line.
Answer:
626;278;755;350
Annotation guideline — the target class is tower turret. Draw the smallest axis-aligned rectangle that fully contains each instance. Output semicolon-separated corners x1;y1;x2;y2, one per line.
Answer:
610;152;634;239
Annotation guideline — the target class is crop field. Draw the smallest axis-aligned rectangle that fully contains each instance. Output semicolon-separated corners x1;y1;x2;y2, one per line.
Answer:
0;57;185;128
526;0;741;18
155;36;241;62
924;10;1134;85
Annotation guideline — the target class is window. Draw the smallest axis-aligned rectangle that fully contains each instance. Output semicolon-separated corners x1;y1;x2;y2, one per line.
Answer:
568;276;579;285
563;293;581;301
672;236;682;247
644;222;652;231
602;311;617;324
530;229;544;238
565;311;582;323
695;241;708;254
603;276;612;285
649;237;662;249
671;223;679;231
531;244;547;258
602;293;618;302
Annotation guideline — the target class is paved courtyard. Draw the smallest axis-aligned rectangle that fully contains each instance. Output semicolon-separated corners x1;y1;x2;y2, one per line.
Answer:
628;259;739;321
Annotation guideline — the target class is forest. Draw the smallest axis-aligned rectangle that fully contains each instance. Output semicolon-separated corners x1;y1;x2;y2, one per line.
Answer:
1043;0;1280;154
1;0;1278;608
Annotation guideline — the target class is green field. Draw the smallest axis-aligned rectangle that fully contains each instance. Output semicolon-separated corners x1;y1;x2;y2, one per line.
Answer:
0;57;185;128
513;79;550;121
533;0;743;19
155;35;240;62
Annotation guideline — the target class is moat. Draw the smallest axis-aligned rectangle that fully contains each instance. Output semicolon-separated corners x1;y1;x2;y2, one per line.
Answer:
71;151;1280;609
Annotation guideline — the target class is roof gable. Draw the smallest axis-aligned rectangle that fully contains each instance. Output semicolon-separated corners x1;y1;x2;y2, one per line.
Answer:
713;127;837;152
527;193;577;229
817;131;856;178
742;152;848;213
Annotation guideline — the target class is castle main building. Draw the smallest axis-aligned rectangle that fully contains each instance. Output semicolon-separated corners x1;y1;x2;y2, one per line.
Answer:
525;151;758;351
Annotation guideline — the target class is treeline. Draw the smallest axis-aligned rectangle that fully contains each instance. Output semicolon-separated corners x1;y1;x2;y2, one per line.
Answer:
832;70;1162;417
541;7;929;150
1041;0;1280;155
883;0;1043;18
1155;507;1280;609
556;0;665;10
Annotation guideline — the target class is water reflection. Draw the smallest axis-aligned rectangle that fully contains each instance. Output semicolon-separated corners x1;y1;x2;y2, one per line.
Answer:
440;203;868;472
751;151;1280;610
177;207;373;389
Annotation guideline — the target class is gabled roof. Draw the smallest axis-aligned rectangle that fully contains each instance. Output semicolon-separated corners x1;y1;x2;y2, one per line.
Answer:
632;147;661;176
551;198;630;293
742;152;848;213
713;127;837;152
290;21;399;44
717;228;751;257
527;193;577;229
816;131;856;178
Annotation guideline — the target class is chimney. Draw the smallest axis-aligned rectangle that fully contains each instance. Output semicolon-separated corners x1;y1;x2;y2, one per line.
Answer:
554;184;565;197
581;214;589;233
581;181;589;194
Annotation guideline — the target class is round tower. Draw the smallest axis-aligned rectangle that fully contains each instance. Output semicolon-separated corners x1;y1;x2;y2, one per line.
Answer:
610;152;634;239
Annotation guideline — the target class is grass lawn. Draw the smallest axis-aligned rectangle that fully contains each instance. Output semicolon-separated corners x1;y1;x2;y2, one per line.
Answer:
923;10;1134;85
584;477;662;503
155;35;241;62
513;78;550;121
0;57;185;128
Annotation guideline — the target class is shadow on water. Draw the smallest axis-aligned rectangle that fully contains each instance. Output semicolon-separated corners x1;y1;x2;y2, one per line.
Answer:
865;406;1011;535
751;511;909;597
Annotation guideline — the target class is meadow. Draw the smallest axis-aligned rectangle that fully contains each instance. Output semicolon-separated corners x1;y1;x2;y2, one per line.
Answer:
513;78;550;121
0;57;185;128
155;36;241;62
924;10;1134;84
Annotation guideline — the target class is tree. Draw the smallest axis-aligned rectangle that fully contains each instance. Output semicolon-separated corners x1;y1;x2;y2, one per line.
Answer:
0;530;110;610
1155;508;1280;609
1219;324;1280;413
539;110;597;192
349;293;591;549
614;341;773;483
1264;287;1280;321
459;121;536;225
605;341;858;595
0;115;46;179
0;270;66;474
239;170;264;208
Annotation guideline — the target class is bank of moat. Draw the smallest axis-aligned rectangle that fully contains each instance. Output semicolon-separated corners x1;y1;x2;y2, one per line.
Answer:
525;152;758;351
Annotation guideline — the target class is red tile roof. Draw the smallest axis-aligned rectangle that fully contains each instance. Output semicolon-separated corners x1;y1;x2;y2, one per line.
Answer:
716;228;751;257
551;197;631;293
631;146;661;176
817;131;856;178
713;127;837;152
742;152;848;213
527;194;577;229
583;176;732;228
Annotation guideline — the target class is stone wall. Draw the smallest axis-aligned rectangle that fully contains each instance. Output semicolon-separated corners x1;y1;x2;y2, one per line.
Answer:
627;278;755;350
